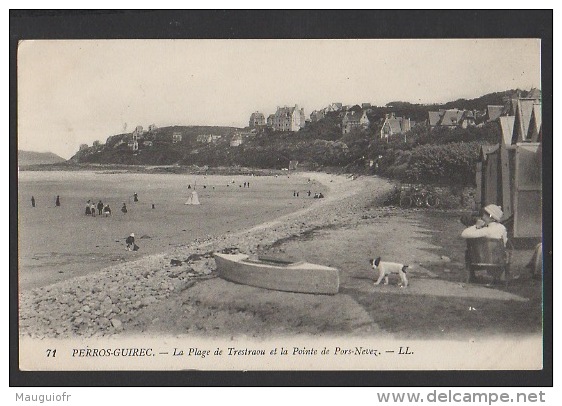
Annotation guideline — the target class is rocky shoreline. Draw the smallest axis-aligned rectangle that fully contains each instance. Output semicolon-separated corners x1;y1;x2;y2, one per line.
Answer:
19;173;395;338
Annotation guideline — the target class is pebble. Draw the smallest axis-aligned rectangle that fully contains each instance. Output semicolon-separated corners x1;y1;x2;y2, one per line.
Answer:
111;318;123;329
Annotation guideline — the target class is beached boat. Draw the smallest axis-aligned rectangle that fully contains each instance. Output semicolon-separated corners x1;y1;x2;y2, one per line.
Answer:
214;253;340;295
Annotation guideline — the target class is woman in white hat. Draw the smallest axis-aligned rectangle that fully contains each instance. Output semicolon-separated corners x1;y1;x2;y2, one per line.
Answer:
461;204;508;246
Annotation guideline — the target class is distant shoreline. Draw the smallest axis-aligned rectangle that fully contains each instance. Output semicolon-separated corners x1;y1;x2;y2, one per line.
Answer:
18;163;358;177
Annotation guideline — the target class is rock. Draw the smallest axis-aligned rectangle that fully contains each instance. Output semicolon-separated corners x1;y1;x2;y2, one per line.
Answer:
111;318;123;329
98;317;111;328
440;255;451;263
82;305;91;313
73;317;84;326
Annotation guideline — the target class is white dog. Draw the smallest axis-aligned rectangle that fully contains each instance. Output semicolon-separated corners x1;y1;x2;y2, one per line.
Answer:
370;257;409;288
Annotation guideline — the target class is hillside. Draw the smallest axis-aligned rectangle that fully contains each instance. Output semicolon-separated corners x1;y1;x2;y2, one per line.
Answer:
67;88;538;185
18;150;66;166
72;125;240;166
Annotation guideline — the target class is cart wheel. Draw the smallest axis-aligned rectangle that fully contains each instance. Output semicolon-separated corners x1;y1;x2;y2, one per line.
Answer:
399;196;412;208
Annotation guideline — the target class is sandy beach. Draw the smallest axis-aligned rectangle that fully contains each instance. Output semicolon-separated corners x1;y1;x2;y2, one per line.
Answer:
18;171;326;289
19;171;542;341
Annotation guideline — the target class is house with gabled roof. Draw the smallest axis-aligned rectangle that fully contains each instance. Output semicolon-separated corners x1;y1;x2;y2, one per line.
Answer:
486;105;504;122
326;103;342;112
342;110;369;134
380;113;412;140
310;110;325;122
427;109;476;129
428;111;441;128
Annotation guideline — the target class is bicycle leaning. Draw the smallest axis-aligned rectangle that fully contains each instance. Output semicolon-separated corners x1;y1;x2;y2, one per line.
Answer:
399;185;440;209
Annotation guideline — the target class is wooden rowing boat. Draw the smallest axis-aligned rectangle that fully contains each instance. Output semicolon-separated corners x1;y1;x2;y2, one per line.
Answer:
214;253;340;295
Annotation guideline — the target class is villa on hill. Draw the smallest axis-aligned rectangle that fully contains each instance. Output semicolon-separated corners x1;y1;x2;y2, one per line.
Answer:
428;109;476;129
341;110;369;134
229;130;254;147
269;105;306;132
309;110;326;122
249;111;266;128
380;113;413;140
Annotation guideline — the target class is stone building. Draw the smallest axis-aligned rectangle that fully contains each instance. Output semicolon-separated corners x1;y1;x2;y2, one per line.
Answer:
249;111;266;128
342;110;369;134
270;105;306;132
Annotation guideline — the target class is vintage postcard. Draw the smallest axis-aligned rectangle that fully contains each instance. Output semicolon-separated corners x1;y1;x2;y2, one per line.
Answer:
15;35;546;374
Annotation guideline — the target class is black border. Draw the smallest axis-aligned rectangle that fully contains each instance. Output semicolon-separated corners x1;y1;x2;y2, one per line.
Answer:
10;9;553;387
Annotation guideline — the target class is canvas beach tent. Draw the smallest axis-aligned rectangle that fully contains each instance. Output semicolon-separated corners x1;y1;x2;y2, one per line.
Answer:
185;190;200;205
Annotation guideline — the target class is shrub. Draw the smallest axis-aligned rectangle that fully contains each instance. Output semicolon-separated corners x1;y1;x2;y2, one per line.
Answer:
405;141;481;185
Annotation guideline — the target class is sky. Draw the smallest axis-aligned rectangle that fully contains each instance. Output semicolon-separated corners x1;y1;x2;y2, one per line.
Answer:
17;39;541;159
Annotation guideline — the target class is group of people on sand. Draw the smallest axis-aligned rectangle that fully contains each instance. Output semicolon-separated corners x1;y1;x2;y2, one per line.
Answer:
83;193;139;217
85;200;113;217
292;190;324;198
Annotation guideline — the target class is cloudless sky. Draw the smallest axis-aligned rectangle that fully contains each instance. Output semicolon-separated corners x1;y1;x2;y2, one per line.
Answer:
18;39;541;159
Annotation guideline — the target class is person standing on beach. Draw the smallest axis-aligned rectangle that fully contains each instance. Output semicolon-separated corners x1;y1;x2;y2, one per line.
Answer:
90;202;96;217
97;200;104;216
125;233;135;251
31;196;35;207
55;195;60;207
121;203;128;214
85;200;91;215
134;193;138;202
